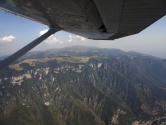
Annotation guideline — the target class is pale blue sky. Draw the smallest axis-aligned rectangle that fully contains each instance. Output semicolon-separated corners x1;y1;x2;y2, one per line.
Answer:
0;10;166;58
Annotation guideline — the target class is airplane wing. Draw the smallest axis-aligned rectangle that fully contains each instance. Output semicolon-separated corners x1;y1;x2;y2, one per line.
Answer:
0;0;166;40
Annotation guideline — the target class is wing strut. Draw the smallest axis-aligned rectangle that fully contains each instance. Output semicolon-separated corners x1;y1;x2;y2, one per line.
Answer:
0;28;58;70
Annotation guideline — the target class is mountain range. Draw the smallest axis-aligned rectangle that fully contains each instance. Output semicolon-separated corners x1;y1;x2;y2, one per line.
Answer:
0;46;166;125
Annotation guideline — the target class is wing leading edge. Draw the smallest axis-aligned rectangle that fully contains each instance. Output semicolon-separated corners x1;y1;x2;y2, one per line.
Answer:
0;0;166;40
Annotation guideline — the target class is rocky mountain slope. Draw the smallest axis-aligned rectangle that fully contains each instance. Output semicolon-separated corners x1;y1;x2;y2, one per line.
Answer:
0;46;166;125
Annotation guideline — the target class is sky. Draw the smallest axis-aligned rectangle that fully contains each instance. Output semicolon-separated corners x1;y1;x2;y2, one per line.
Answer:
0;10;166;58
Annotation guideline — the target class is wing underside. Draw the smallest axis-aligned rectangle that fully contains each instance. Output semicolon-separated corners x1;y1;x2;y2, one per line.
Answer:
0;0;166;40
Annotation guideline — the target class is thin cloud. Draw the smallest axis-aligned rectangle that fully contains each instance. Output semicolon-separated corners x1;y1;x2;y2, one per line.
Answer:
39;29;61;44
68;35;73;42
39;29;48;36
76;35;86;41
0;36;15;43
68;35;86;42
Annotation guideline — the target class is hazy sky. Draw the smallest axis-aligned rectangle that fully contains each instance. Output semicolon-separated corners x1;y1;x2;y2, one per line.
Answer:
0;10;166;58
